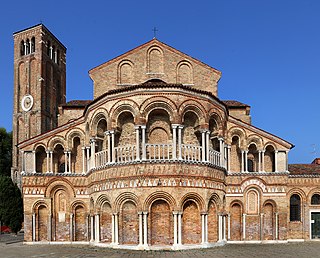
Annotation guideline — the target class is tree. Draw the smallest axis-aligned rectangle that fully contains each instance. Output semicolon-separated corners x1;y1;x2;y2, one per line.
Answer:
0;176;23;233
0;128;12;177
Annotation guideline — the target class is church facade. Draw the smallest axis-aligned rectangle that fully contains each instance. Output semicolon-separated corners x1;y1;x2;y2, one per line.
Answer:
12;24;320;250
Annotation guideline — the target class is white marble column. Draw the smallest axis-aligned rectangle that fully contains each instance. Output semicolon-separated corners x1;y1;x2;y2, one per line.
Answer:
245;150;248;172
21;151;25;173
227;214;231;240
138;212;143;246
201;213;208;244
243;214;246;240
172;125;178;160
90;138;96;168
111;213;115;244
32;213;36;241
68;151;72;173
82;147;86;173
114;213;119;244
219;138;224;167
46;151;50;173
48;213;52;241
105;131;111;163
241;150;244;172
206;131;210;162
135;126;140;161
70;213;74;241
95;214;100;242
64;151;68;173
173;211;178;246
33;150;36;173
218;214;222;241
260;213;264;240
274;150;278;172
275;212;279;240
258;150;262;172
178;125;184;160
223;215;226;241
110;131;115;163
50;151;53;173
201;130;206;162
227;145;231;172
90;215;94;242
178;212;182;245
141;125;146;160
143;212;148;246
262;150;265;172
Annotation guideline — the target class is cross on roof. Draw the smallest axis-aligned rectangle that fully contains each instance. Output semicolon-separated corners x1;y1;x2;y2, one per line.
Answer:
152;27;158;38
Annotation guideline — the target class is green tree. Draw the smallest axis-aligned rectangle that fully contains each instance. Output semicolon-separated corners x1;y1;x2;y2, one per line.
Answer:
0;176;23;233
0;128;12;177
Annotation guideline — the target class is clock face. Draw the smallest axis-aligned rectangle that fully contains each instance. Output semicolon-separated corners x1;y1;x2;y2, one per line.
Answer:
21;94;34;112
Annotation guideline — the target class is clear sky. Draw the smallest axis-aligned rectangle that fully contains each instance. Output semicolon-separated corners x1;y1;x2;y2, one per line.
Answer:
0;0;319;164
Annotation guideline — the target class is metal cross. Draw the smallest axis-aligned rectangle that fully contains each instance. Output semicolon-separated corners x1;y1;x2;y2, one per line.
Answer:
152;27;158;38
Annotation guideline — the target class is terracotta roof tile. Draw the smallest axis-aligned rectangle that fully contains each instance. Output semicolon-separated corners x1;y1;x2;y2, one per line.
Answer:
289;164;320;175
61;100;92;107
222;100;250;108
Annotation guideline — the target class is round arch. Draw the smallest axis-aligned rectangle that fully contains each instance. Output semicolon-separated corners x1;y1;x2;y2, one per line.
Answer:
143;191;176;211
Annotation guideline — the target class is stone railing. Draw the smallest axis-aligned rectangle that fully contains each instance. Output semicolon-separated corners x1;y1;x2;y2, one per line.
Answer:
114;145;136;163
181;144;202;162
145;143;172;161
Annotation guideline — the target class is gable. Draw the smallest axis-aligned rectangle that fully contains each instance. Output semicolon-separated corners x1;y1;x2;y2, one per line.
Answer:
89;39;221;99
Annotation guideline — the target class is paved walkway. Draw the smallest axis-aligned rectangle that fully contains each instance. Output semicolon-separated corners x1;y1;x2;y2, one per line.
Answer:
1;234;320;257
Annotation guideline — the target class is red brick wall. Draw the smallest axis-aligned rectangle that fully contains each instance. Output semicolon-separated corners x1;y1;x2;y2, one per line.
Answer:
120;201;138;245
230;203;241;240
208;201;218;242
149;200;173;245
38;205;48;241
100;202;112;243
263;203;274;240
182;201;201;244
75;206;86;241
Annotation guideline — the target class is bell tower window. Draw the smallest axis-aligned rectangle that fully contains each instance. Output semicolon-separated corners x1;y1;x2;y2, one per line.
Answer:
20;40;25;56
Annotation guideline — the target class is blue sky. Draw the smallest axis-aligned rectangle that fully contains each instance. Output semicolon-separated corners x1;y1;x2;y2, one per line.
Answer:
0;0;319;164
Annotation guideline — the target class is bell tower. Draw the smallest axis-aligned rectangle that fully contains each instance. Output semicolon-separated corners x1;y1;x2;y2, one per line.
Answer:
11;24;67;187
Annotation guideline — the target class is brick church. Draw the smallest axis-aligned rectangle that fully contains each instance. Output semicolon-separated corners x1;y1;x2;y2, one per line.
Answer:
11;24;320;249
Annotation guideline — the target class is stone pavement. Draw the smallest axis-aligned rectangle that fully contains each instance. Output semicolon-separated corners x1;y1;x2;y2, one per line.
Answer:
1;234;320;258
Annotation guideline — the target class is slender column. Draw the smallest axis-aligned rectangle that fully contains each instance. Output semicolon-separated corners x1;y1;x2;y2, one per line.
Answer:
201;213;205;244
90;138;96;168
33;150;36;173
138;212;143;246
111;214;115;243
48;213;52;241
21;151;25;173
219;138;224;167
82;147;86;173
114;213;119;244
95;214;100;242
206;131;210;162
135;126;140;160
245;150;248;172
275;212;279;240
143;212;148;246
64;151;68;172
105;131;111;163
227;145;231;172
50;151;53;173
70;213;74;241
32;213;36;241
178;125;184;160
201;130;206;162
241;150;244;172
218;214;222;241
285;151;289;171
260;213;264;240
172;125;178;160
46;151;50;173
110;131;115;163
141;125;146;160
274;150;278;172
258;150;262;172
173;211;178;245
90;215;94;242
262;150;265;172
178;212;182;245
205;214;208;243
24;42;27;55
227;214;231;240
223;215;226;241
243;214;246;240
68;151;72;173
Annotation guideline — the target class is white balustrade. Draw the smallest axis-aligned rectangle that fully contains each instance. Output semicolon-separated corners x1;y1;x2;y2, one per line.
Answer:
208;148;221;167
114;145;136;163
95;149;108;168
145;143;172;161
181;144;202;162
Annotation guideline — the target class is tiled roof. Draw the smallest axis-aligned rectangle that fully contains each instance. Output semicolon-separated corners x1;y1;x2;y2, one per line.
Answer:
289;164;320;175
222;100;250;108
61;100;92;107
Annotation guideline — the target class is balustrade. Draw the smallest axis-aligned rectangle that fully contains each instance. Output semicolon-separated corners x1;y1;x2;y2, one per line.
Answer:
181;144;202;162
95;149;108;169
208;148;221;167
145;143;172;160
114;145;136;163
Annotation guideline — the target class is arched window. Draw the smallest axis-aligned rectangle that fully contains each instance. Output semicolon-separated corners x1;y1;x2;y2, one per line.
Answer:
247;159;254;172
47;41;51;57
311;194;320;205
290;194;301;221
31;37;35;53
20;40;25;56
